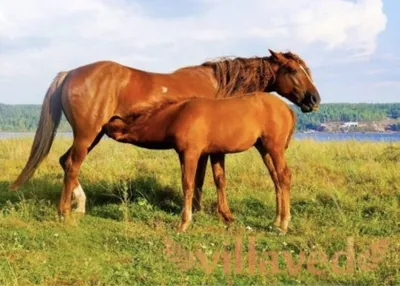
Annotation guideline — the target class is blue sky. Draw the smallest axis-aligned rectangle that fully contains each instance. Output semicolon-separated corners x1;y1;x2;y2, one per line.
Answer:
0;0;398;104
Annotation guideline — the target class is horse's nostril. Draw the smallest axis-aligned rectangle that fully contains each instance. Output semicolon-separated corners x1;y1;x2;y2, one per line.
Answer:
309;94;318;105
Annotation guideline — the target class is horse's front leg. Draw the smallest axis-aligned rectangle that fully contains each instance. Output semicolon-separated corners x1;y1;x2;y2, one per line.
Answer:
210;153;233;223
178;151;200;232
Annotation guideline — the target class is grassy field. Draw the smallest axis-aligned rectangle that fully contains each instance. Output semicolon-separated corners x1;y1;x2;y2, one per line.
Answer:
0;137;399;285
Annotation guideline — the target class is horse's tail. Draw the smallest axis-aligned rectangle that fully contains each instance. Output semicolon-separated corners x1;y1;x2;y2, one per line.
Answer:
10;71;69;190
285;107;297;149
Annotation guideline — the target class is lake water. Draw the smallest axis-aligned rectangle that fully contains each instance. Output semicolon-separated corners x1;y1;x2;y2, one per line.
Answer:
293;132;400;142
0;132;399;142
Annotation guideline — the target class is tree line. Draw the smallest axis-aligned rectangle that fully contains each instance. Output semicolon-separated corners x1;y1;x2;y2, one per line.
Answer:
1;102;399;132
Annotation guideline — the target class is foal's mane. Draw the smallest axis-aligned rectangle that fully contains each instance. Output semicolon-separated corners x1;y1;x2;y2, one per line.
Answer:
122;97;198;125
202;52;311;97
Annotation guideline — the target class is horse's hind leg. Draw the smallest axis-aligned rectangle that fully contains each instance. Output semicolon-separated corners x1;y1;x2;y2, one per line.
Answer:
255;145;281;228
59;131;104;214
210;154;233;223
59;131;104;217
193;155;208;212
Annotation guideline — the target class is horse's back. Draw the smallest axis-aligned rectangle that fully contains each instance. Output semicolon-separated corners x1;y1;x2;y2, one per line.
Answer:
61;61;138;133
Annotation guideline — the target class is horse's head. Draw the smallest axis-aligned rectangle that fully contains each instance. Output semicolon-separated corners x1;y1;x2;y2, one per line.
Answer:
268;49;320;113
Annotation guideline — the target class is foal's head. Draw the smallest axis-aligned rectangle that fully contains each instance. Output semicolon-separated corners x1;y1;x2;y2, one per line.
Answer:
268;50;320;113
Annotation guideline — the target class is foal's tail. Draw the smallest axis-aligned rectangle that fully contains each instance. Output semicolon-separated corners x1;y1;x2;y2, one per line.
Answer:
285;108;297;149
11;71;69;190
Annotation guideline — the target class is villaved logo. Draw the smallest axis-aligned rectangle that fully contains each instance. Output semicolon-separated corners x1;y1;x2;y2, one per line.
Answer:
164;236;392;275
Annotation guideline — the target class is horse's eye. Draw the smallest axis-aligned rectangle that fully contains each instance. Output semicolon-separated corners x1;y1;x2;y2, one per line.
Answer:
285;65;297;74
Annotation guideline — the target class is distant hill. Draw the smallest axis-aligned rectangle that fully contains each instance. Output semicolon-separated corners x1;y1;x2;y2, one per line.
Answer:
0;103;71;132
294;103;400;131
0;102;399;132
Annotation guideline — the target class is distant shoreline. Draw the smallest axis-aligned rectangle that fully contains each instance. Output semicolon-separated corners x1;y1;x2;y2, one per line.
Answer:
1;131;399;142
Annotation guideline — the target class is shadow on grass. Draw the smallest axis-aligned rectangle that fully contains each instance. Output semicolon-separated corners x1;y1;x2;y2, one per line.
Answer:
0;175;183;220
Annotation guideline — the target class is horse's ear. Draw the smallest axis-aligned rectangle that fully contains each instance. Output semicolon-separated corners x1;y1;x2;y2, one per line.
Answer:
268;49;279;59
268;49;285;63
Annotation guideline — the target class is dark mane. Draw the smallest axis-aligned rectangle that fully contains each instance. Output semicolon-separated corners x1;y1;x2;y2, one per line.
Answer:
202;52;311;97
202;56;275;97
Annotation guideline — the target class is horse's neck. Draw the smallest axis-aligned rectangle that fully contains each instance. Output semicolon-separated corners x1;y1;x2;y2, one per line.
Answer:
172;65;219;94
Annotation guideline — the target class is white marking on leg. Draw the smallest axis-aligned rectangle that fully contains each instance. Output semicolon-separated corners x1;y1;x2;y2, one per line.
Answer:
72;184;86;213
161;86;168;93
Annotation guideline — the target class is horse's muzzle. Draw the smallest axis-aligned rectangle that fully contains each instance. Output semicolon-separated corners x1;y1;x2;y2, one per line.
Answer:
301;92;320;113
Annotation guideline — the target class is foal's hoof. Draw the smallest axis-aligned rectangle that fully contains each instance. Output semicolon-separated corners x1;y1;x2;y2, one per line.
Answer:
276;228;287;236
58;211;69;222
267;223;287;235
217;210;234;224
224;216;234;224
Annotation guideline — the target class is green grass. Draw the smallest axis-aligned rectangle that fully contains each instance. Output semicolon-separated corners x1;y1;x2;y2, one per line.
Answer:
0;137;399;285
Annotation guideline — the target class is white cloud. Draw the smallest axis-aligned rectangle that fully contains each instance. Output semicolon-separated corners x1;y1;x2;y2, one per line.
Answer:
372;80;400;88
293;0;387;56
0;0;388;103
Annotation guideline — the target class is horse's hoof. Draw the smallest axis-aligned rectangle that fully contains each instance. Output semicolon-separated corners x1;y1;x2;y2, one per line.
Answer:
59;215;65;223
71;212;85;220
192;206;202;213
177;223;189;233
72;209;86;215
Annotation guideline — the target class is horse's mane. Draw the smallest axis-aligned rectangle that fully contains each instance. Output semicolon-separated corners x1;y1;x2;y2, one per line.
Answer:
202;52;311;97
202;56;274;97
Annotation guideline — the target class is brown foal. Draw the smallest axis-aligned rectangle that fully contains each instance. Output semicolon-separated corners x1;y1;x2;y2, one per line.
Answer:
104;92;296;233
12;50;317;223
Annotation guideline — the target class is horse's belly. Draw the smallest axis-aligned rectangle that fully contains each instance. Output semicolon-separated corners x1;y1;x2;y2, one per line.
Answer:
206;134;257;154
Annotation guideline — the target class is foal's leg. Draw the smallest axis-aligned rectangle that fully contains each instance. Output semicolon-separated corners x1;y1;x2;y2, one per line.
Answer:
178;151;200;232
255;145;281;227
193;155;208;212
210;154;233;223
268;148;291;233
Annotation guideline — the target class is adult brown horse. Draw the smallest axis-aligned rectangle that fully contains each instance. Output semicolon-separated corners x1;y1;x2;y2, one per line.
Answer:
104;92;295;233
11;50;320;219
